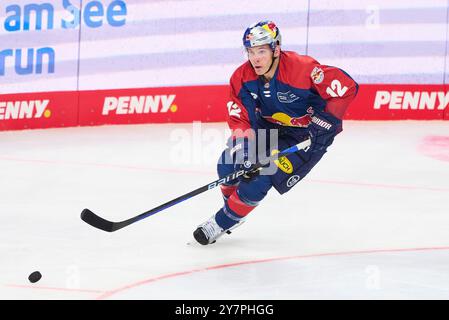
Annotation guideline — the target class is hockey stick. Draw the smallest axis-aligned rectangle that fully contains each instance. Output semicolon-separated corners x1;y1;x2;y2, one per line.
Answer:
81;138;311;232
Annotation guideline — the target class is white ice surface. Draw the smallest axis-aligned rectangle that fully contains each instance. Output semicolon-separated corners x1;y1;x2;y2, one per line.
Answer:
0;121;448;300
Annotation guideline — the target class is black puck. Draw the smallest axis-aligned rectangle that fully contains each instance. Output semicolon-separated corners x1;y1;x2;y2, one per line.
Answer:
28;271;42;283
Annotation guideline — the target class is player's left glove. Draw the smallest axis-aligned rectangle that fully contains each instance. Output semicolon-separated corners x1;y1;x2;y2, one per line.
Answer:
227;136;259;181
308;112;342;153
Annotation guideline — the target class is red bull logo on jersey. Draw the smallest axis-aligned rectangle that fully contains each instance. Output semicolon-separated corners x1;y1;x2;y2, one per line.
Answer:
264;108;313;127
374;91;449;111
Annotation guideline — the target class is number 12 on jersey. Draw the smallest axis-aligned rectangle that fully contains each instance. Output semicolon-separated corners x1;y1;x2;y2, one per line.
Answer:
326;80;348;98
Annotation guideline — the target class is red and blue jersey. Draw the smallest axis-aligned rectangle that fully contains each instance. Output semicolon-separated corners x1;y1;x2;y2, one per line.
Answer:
227;51;358;138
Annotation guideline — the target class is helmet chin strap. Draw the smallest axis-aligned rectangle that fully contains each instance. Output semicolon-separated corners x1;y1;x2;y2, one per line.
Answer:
262;50;277;79
262;54;277;78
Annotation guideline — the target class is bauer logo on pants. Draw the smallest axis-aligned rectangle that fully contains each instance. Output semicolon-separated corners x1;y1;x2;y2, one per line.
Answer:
286;175;300;188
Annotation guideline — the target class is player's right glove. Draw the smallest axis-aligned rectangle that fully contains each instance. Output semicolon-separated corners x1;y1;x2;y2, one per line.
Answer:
227;136;259;181
308;112;342;153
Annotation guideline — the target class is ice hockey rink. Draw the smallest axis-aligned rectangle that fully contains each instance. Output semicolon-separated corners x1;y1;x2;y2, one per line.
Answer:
1;121;448;300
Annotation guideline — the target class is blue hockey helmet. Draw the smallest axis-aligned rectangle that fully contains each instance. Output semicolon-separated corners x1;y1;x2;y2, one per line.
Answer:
243;20;282;50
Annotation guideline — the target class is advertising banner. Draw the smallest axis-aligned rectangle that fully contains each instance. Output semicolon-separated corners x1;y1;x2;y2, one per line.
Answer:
0;90;78;130
347;84;449;120
78;85;228;126
0;0;447;131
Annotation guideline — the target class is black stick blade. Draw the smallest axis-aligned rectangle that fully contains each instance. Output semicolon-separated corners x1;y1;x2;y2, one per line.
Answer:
81;209;115;232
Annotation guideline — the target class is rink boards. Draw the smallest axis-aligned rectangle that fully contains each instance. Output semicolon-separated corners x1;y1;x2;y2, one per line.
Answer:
0;84;448;131
1;0;448;130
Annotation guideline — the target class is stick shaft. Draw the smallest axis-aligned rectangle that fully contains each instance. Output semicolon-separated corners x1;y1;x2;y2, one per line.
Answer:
81;138;311;232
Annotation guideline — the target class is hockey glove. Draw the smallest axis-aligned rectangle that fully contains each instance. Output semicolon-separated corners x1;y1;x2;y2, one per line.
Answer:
308;112;342;153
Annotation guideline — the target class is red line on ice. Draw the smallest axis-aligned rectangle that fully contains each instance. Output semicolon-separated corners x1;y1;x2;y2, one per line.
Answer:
96;246;449;300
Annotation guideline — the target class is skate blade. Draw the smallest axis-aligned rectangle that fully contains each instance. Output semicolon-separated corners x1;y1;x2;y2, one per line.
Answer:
186;238;201;246
186;238;216;246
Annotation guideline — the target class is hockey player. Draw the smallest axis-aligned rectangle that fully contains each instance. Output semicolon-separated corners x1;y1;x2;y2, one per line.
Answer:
193;20;358;245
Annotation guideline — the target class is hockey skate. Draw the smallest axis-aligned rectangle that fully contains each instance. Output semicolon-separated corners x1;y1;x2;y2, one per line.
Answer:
193;215;244;245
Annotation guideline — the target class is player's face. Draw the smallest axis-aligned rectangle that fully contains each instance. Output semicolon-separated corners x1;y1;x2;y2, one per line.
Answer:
247;45;274;75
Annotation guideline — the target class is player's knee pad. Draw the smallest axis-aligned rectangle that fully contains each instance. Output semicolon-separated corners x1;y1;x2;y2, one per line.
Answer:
220;184;237;201
238;174;273;203
226;175;272;217
215;165;273;230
